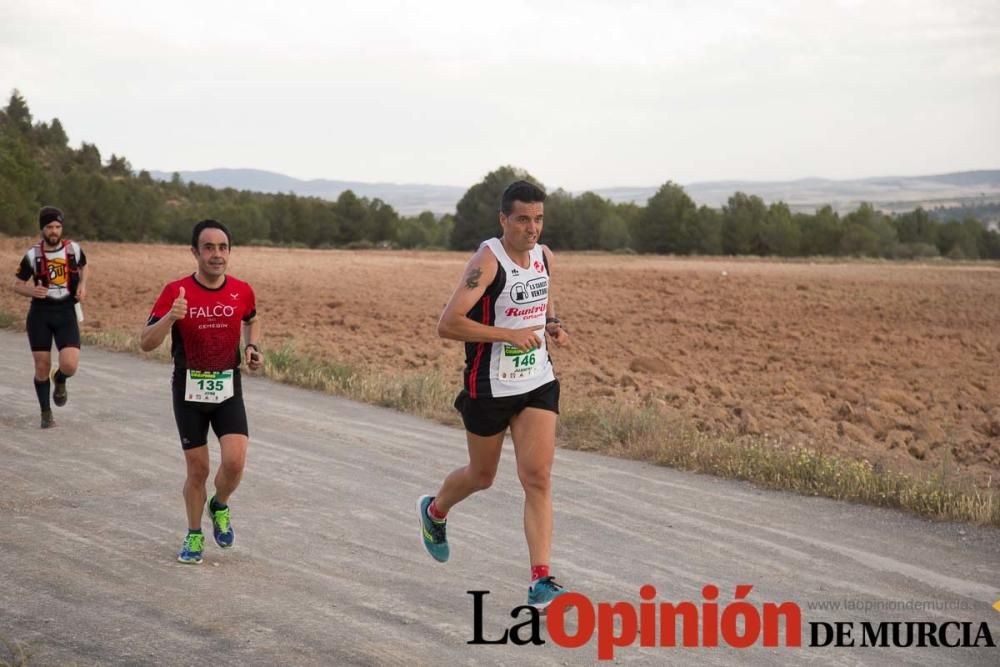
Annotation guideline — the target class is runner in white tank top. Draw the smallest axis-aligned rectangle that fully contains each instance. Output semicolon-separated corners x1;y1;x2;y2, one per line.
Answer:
463;236;556;398
416;180;573;612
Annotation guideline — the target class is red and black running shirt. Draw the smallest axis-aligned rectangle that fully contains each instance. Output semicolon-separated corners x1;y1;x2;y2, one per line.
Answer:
147;274;256;371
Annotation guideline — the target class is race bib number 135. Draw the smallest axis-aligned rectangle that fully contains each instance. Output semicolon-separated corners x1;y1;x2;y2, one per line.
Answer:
185;369;234;403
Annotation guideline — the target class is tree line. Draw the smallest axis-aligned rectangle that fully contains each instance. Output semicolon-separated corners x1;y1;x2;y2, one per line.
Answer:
2;91;998;259
453;167;1000;259
0;91;452;249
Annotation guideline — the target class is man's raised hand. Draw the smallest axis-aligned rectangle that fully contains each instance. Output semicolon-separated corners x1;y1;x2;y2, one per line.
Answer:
169;286;187;321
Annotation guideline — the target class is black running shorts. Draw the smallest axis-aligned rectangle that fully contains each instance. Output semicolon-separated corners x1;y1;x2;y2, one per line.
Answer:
454;379;560;437
26;302;80;352
171;369;248;450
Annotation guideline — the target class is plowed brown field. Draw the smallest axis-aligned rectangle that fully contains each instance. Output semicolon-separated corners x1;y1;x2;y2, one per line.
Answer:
4;237;998;482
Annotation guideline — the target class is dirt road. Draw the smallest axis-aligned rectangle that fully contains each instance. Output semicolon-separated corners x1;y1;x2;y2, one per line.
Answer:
1;332;997;665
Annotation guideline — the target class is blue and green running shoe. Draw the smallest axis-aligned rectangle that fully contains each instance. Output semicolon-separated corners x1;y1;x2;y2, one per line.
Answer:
527;576;567;611
209;496;234;548
417;495;449;563
178;532;204;564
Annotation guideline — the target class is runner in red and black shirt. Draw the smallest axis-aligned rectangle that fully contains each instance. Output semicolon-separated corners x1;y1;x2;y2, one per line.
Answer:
140;219;263;565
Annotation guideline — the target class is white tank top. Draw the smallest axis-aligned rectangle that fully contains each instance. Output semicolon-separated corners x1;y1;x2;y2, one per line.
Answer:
462;238;556;398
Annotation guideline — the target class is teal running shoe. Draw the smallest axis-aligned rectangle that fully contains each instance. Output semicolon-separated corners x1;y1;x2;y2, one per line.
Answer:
417;495;449;563
527;576;567;611
178;532;204;564
209;496;234;548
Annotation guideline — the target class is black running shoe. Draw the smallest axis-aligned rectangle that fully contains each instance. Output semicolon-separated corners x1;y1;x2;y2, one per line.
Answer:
51;369;67;408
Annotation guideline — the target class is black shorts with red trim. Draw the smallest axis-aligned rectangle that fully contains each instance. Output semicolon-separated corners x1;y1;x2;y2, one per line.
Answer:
454;379;560;437
171;369;248;450
26;301;80;352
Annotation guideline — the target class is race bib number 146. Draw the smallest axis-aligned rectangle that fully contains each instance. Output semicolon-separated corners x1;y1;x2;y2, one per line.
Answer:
499;345;542;381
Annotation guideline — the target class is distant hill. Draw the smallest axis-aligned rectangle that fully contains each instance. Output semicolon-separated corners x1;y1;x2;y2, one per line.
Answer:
149;168;1000;216
148;169;464;216
592;170;1000;215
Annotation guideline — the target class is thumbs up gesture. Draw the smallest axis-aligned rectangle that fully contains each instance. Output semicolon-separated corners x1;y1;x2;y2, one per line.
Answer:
169;286;188;321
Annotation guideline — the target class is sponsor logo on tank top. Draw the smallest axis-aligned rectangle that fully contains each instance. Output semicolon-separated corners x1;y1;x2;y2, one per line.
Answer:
505;304;547;318
510;277;548;305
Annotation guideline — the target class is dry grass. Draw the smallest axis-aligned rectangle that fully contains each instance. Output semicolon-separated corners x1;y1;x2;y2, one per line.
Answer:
263;342;457;424
560;401;999;526
0;636;30;667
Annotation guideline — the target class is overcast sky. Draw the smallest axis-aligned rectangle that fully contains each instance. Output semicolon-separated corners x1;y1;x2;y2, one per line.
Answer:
2;0;998;190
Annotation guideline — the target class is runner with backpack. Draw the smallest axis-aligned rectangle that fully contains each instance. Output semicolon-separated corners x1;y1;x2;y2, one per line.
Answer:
11;206;89;428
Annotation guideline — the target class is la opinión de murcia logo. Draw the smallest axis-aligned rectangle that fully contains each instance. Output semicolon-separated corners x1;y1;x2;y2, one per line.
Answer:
468;585;997;660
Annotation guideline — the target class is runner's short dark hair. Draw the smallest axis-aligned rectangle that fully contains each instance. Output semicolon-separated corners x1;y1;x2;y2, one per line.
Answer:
500;180;546;215
191;219;232;248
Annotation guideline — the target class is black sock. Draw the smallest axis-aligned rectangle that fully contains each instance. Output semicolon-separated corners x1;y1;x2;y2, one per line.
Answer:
54;369;67;384
210;496;228;512
34;378;51;411
188;528;203;535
